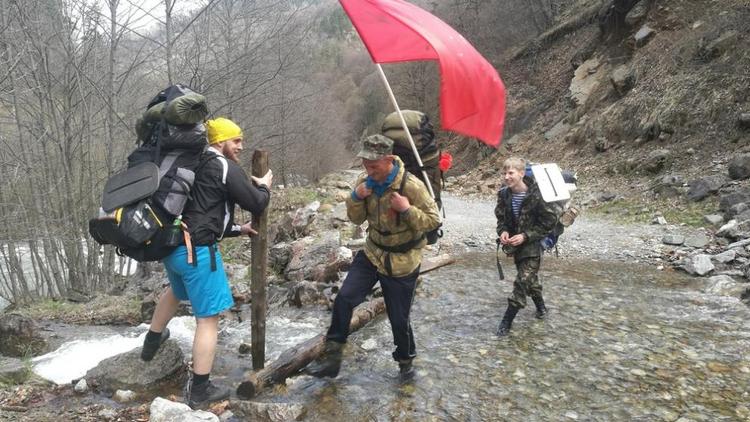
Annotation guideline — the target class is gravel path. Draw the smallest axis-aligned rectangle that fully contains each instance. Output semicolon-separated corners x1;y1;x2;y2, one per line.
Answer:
438;193;704;265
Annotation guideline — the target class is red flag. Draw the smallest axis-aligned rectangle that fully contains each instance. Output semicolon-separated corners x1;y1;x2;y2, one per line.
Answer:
339;0;506;147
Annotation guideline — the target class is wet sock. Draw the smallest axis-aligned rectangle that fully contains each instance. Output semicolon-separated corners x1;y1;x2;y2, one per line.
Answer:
145;330;162;343
192;373;209;387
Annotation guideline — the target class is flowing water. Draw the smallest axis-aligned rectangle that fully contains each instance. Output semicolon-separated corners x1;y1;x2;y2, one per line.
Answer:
253;253;750;421
29;192;750;420
30;252;750;420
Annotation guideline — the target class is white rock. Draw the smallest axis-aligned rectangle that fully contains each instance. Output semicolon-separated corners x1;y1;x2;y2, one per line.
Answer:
716;220;738;237
74;378;88;393
684;254;714;276
113;389;137;403
360;338;378;351
149;397;219;422
711;250;736;263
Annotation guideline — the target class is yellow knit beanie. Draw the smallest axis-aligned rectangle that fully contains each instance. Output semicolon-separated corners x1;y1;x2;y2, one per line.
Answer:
206;117;243;145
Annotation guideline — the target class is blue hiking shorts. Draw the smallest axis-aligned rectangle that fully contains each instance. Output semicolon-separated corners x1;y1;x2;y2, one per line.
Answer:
162;245;234;318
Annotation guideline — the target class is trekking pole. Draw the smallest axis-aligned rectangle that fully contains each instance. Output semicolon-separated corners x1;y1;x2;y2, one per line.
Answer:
375;64;438;204
495;239;505;280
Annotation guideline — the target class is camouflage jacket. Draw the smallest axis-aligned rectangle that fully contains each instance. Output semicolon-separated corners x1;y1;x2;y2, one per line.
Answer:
346;156;441;277
494;176;559;260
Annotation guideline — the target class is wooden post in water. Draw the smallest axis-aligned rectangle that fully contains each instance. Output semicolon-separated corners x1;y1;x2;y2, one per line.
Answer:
251;150;269;370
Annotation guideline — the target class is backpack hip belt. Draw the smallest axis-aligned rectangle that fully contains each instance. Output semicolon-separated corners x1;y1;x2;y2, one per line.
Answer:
369;235;425;254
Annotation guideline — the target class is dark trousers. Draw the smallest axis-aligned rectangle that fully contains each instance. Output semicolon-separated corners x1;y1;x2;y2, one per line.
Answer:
327;250;419;362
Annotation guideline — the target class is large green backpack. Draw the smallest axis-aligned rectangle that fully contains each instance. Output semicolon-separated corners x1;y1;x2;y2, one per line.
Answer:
381;110;442;207
382;110;443;244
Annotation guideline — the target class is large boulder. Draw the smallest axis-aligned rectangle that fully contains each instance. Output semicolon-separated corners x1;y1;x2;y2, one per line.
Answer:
287;281;330;308
0;314;49;357
274;202;320;242
568;58;606;109
728;154;750;180
284;232;351;283
726;203;749;220
698;30;740;61
269;242;293;273
0;356;29;384
84;340;185;394
686;175;729;201
719;189;750;211
682;254;714;276
609;65;635;96
642;149;672;174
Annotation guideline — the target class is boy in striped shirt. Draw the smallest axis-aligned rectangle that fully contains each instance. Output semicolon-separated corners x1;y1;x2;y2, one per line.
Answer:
494;157;559;336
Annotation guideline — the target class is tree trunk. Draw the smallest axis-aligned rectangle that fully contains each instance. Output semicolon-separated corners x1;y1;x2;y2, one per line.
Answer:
235;254;455;399
250;150;270;370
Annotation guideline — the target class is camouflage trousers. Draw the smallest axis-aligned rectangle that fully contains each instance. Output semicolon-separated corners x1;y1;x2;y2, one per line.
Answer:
508;257;542;309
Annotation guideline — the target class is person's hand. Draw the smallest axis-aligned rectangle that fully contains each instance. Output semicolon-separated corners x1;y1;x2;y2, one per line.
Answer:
390;192;411;213
355;183;372;200
508;233;526;246
251;169;273;188
240;221;258;237
499;231;510;245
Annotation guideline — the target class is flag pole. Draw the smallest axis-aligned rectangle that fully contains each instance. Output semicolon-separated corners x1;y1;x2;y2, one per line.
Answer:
375;64;436;201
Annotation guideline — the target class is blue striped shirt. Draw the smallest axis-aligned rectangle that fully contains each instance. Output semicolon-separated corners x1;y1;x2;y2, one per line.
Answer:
511;192;527;218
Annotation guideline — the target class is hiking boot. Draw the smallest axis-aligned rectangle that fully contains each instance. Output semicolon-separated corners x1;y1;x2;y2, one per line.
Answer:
185;380;231;409
496;305;519;337
140;328;170;362
398;359;415;382
531;295;548;319
304;340;344;378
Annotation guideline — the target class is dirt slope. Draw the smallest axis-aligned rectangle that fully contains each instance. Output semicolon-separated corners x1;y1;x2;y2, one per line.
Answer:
453;0;750;211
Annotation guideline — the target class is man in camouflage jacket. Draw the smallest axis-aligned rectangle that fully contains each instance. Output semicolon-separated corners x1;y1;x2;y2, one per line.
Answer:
495;157;559;336
306;134;440;381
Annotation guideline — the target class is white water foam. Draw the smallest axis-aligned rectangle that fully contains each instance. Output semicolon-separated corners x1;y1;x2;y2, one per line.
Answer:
32;316;196;385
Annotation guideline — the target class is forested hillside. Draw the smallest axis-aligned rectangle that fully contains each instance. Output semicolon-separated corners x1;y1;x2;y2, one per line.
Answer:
0;0;747;302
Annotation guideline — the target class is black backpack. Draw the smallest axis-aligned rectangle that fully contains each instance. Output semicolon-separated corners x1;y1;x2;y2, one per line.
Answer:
88;84;209;261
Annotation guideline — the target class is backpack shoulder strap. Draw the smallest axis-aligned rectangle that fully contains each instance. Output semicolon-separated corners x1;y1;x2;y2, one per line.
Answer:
398;170;409;194
395;171;411;226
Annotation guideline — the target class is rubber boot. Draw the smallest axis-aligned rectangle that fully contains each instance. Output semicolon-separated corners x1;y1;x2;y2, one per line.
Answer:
305;340;344;378
531;295;548;319
398;359;415;382
496;305;519;337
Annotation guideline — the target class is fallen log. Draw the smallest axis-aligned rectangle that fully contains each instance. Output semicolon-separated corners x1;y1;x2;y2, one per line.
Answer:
235;254;455;399
420;253;455;274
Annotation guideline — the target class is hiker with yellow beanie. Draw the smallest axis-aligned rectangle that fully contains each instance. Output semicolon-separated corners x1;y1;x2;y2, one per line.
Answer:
143;117;272;409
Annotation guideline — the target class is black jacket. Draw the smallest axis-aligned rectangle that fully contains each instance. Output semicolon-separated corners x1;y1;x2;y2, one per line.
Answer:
183;148;270;245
